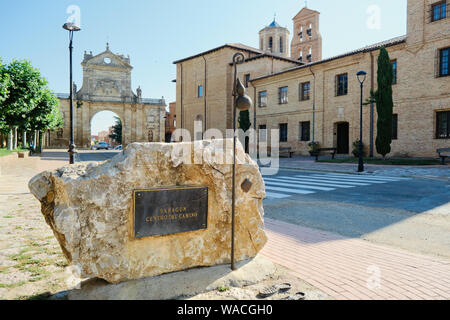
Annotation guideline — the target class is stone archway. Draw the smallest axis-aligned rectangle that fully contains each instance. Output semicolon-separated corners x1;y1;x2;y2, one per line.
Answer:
49;47;166;150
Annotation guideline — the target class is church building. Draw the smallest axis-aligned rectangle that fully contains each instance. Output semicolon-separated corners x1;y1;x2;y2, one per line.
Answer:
174;0;449;158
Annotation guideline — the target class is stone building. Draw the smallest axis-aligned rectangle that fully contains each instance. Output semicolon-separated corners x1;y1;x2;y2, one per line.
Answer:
174;0;449;158
51;44;166;149
174;43;301;140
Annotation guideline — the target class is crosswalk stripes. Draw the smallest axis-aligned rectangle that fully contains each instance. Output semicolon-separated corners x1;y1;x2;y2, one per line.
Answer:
263;173;410;200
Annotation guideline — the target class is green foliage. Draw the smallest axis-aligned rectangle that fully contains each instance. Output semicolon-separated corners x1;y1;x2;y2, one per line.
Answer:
217;286;230;292
109;116;122;144
28;88;63;132
374;47;394;158
0;58;61;135
0;59;11;133
308;141;320;152
0;148;28;157
352;140;367;158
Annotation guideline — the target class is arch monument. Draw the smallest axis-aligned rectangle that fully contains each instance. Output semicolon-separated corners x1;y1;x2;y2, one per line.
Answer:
50;44;166;149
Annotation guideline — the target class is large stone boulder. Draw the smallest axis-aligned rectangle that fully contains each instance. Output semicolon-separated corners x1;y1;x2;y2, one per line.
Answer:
28;140;267;283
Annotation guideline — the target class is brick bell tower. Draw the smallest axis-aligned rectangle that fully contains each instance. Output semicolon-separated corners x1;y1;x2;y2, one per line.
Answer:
290;6;322;63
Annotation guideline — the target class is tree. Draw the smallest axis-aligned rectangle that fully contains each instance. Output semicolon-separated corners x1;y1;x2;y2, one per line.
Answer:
0;58;11;135
2;60;44;128
29;88;63;132
1;60;45;149
374;47;394;158
238;110;251;153
109;116;122;144
0;59;62;151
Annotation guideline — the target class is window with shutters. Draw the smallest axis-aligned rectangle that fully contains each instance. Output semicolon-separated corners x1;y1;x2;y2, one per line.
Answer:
300;82;311;101
258;91;268;108
439;47;449;77
336;73;348;96
436;111;450;139
431;1;447;22
279;87;288;104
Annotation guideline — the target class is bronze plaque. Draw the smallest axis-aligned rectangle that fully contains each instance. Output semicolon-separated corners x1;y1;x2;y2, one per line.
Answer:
133;186;208;239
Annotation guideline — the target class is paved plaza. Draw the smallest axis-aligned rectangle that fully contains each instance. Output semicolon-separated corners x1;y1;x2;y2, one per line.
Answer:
1;150;449;300
75;150;450;300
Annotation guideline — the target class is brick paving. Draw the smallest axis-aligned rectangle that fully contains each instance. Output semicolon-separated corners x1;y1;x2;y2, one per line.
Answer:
261;218;450;300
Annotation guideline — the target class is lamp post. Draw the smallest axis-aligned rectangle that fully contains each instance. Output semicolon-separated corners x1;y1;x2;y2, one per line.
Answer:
357;71;367;173
63;22;81;164
231;52;252;271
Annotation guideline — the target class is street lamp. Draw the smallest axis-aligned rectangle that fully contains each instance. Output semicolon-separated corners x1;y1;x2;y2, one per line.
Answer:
231;52;252;271
357;71;367;173
63;22;81;164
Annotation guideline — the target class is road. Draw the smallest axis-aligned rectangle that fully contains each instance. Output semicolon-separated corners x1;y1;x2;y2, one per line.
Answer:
262;169;450;260
76;151;450;259
76;150;121;162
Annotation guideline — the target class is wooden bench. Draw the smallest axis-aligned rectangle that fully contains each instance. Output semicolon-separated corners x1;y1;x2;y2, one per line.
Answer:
262;147;294;158
314;148;337;161
279;147;295;158
437;148;450;165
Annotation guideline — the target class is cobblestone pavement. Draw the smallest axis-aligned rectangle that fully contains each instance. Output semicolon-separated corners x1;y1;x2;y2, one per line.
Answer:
261;218;450;300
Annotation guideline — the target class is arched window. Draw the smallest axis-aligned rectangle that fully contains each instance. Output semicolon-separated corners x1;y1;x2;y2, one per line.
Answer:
307;23;312;38
307;48;312;62
269;37;273;51
280;37;283;53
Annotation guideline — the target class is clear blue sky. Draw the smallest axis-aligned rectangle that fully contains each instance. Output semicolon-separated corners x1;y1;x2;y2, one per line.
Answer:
1;0;407;134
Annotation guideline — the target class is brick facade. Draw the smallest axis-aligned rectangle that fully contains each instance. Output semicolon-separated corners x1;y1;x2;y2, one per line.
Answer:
174;0;450;157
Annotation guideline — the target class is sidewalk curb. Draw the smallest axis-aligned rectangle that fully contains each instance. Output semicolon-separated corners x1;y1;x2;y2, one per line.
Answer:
277;166;368;175
271;165;450;179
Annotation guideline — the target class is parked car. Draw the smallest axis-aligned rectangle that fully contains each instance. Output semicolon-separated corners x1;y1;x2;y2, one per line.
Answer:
114;145;123;151
95;142;110;150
